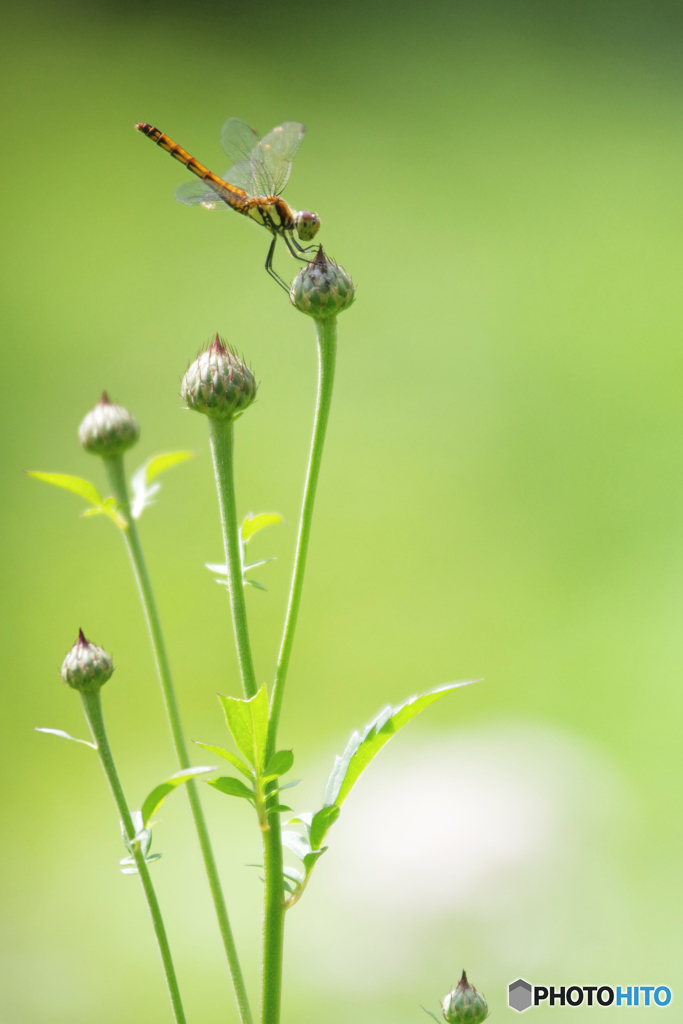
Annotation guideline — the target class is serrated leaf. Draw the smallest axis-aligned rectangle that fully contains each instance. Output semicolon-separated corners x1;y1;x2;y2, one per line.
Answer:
262;750;294;782
141;766;217;828
324;682;475;808
26;471;104;507
281;830;311;861
130;451;193;520
194;742;253;779
207;776;256;802
310;805;340;850
241;512;282;543
35;727;96;749
218;683;268;770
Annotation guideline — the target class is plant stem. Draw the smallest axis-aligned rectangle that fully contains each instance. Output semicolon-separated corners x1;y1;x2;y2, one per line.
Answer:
207;417;258;700
261;813;285;1024
267;316;337;756
80;688;186;1024
103;456;254;1024
259;316;337;1024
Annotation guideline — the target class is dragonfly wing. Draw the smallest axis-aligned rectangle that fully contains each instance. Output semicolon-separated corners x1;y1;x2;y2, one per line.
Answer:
174;180;230;209
250;121;306;196
220;118;260;164
223;158;259;195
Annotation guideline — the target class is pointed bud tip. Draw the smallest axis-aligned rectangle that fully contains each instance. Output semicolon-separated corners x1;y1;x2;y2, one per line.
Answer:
77;628;88;646
209;333;229;356
98;391;111;406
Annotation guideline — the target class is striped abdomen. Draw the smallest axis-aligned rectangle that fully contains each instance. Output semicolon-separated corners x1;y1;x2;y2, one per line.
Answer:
135;123;249;213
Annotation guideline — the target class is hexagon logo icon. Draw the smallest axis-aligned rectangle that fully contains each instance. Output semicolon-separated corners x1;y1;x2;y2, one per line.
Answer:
508;979;533;1012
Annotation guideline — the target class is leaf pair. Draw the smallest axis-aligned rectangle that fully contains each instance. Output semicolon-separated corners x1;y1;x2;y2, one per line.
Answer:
198;684;295;828
208;511;282;592
27;451;193;529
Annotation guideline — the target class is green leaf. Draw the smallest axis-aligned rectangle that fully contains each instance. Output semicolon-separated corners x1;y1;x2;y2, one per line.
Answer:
130;451;193;519
207;776;256;802
241;512;282;543
265;804;292;814
282;866;304;886
218;683;269;770
281;830;311;861
324;681;476;808
244;579;267;591
310;805;340;850
141;766;217;827
302;848;327;875
194;742;254;779
35;727;96;749
262;750;294;782
26;471;104;507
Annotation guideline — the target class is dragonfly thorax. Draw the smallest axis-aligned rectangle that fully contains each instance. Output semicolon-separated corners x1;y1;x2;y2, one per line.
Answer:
295;210;321;242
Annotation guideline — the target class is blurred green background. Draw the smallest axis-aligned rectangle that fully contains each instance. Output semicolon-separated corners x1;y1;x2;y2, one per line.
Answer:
2;0;683;1019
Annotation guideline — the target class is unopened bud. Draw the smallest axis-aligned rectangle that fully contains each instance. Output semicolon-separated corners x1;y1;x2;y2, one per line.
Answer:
181;335;257;419
61;630;114;693
442;972;489;1024
79;393;140;458
290;247;355;319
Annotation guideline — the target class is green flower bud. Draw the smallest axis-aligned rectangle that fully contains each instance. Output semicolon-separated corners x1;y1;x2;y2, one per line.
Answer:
181;335;257;419
61;630;114;693
290;246;355;319
79;392;140;458
441;972;489;1024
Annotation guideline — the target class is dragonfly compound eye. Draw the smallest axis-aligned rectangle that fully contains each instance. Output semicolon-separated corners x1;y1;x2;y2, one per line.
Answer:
295;210;320;241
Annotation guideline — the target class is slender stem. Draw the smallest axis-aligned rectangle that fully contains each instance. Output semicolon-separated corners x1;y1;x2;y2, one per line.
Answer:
207;417;258;700
261;814;285;1024
259;316;337;1024
267;316;337;756
103;456;254;1024
80;688;187;1024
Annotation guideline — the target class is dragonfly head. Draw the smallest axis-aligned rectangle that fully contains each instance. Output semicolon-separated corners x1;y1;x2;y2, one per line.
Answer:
295;210;321;242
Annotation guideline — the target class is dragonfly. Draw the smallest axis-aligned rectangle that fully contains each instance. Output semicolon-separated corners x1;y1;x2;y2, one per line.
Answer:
136;117;321;289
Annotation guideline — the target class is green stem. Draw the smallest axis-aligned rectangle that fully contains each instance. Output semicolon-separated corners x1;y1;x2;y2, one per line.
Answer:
261;814;285;1024
259;316;337;1024
80;688;186;1024
103;456;253;1024
207;417;258;700
267;316;337;756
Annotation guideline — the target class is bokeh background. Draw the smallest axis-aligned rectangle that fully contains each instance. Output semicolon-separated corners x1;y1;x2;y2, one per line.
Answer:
2;0;683;1019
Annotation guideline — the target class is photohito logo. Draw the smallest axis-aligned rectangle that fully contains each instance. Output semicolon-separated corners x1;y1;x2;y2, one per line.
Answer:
508;979;672;1011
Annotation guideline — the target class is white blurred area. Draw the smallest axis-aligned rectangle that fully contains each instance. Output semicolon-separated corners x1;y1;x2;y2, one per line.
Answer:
286;723;635;996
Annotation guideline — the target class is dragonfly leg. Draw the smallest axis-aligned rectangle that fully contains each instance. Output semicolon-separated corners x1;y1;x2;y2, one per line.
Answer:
265;235;290;292
284;233;314;263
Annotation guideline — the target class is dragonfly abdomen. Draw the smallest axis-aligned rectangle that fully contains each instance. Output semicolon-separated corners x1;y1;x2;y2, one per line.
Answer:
135;123;249;212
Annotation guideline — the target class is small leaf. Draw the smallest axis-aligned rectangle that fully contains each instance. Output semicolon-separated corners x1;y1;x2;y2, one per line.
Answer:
281;830;311;861
207;776;256;802
265;804;292;814
324;681;476;808
282;865;304;885
218;684;269;770
35;727;96;749
244;558;276;572
310;805;340;850
422;1009;442;1024
206;562;228;575
130;451;193;520
244;579;267;591
141;766;217;827
26;471;104;507
302;848;327;876
277;779;300;791
241;512;282;543
263;750;294;781
194;742;253;779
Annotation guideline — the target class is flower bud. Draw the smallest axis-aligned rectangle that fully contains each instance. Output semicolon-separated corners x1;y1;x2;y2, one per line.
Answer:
79;393;140;458
61;630;114;693
290;246;355;319
442;972;489;1024
181;335;257;419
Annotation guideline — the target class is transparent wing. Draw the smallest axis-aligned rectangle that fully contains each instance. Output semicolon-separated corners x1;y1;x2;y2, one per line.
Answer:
223;158;259;195
174;180;230;210
250;121;306;196
220;118;260;164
